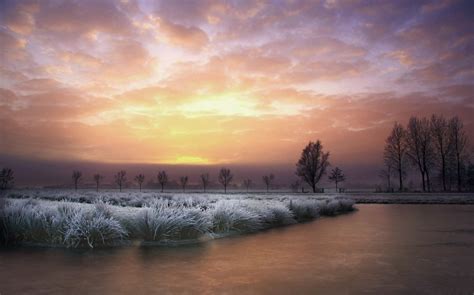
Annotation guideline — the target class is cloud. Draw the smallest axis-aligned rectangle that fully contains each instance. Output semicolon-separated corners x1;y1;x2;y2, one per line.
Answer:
149;17;209;50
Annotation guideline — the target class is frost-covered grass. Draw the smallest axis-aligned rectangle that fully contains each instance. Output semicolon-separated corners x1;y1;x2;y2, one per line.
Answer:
0;190;355;248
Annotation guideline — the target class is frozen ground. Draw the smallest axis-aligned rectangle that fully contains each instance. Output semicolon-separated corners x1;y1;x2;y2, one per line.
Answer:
0;190;355;248
346;192;474;204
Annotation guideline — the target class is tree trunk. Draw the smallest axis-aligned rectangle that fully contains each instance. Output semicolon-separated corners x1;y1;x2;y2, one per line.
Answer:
441;154;446;191
312;183;316;193
224;185;227;193
161;184;164;192
96;183;99;192
398;167;403;192
457;153;462;192
420;171;426;192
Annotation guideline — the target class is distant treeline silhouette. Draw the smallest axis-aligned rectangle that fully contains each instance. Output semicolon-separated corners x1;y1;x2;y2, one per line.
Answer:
382;114;473;192
0;140;347;193
2;117;473;193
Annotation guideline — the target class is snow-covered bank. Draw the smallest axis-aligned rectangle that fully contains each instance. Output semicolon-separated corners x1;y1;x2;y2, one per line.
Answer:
0;191;355;248
347;193;474;204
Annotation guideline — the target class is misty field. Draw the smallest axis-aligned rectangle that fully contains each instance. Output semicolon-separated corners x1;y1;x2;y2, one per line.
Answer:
0;190;355;248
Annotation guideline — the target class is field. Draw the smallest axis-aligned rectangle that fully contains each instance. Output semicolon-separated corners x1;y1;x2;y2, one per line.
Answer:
0;190;355;248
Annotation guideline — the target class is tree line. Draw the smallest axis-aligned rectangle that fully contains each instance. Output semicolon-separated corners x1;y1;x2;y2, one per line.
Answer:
382;114;472;192
0;140;347;193
3;114;472;193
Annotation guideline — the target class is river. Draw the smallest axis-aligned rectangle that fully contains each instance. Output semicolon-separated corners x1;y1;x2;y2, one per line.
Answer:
1;204;473;294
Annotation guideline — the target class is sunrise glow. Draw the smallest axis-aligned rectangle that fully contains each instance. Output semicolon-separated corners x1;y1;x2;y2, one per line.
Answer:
1;0;473;167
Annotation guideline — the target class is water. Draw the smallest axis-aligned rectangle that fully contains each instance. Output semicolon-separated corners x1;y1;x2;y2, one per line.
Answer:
1;205;473;294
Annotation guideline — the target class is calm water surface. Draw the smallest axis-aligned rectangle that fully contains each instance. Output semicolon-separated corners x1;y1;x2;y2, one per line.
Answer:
1;205;473;294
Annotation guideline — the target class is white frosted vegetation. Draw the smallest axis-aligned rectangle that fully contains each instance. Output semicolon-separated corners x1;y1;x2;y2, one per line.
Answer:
1;191;355;248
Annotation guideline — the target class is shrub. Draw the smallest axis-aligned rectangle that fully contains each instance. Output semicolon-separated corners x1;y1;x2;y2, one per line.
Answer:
62;208;127;248
210;200;262;233
132;202;211;241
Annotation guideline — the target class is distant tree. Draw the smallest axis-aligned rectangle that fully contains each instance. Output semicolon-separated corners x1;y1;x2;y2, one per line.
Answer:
157;171;168;192
406;117;434;192
262;174;274;192
115;170;127;192
384;122;408;192
449;116;469;191
135;174;145;191
93;173;104;192
200;173;210;192
379;160;393;192
0;168;14;190
467;162;474;192
328;167;345;191
290;180;301;193
72;170;82;191
218;168;233;193
180;176;188;192
295;140;330;193
243;178;252;193
431;114;450;191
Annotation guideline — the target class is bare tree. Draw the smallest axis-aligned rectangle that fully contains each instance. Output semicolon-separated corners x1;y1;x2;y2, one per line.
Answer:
93;173;104;192
379;160;392;192
384;122;408;192
290;180;301;193
157;171;168;192
218;168;233;193
200;173;210;192
262;174;274;192
135;174;145;191
72;170;82;191
431;114;450;191
243;178;252;192
406;117;434;192
0;168;14;190
180;176;188;192
449;116;468;191
115;170;127;192
328;167;345;191
296;140;330;193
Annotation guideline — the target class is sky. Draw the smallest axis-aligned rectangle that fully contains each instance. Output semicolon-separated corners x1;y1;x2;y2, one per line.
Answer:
0;0;473;186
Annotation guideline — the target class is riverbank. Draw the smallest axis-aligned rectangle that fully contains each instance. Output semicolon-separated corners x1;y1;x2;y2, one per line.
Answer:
0;192;355;248
346;192;474;204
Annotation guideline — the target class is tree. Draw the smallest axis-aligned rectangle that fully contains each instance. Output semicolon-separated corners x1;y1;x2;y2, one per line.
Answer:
290;180;301;193
72;170;82;191
0;168;14;190
384;122;408;192
180;176;188;192
296;140;330;193
262;174;274;192
218;168;233;193
115;170;127;192
431;114;450;191
200;173;210;192
135;174;145;191
379;159;392;192
93;173;104;192
243;178;252;192
467;162;474;192
328;167;345;191
449;116;468;192
157;171;168;192
406;117;434;192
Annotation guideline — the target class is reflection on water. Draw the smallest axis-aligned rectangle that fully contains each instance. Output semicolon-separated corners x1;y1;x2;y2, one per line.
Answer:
1;205;473;294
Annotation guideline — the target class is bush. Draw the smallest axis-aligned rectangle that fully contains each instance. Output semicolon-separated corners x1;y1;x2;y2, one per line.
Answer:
132;202;211;241
210;200;262;233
